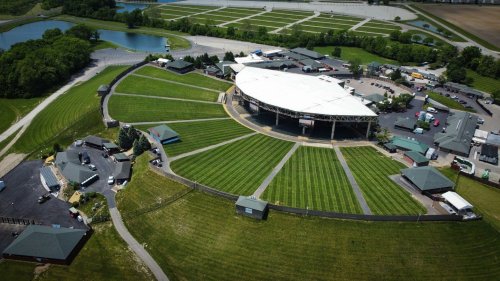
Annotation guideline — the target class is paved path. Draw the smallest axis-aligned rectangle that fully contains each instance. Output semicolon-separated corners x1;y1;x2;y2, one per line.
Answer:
333;146;372;215
171;6;225;21
128;117;231;126
218;8;270;27
253;142;300;198
132;73;222;93
349;18;371;31
113;92;220;105
389;175;440;215
104;193;169;281
169;132;257;161
271;11;320;34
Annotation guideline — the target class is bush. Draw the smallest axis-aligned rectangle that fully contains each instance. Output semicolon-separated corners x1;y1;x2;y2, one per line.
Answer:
87;191;97;198
417;120;430;130
71;201;79;208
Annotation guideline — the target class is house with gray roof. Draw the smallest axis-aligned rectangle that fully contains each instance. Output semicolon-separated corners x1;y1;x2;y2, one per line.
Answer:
433;112;478;156
235;196;268;220
55;151;98;186
2;225;89;265
148;124;179;144
114;161;131;184
166;60;194;74
290;48;325;60
394;117;416;131
40;166;60;191
391;136;429;154
401;166;454;194
83;135;110;150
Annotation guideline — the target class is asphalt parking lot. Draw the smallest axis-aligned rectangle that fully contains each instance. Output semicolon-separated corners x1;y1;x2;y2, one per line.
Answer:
431;88;486;115
348;78;411;97
0;160;86;229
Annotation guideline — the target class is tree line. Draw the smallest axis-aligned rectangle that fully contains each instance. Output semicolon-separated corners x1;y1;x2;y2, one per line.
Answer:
445;46;500;84
0;25;97;98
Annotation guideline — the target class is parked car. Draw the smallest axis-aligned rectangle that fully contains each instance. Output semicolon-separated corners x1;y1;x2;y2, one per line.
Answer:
451;95;458;99
38;194;51;204
427;107;437;113
88;164;97;171
0;181;6;192
477;118;485;124
415;111;420;118
81;151;90;164
102;152;108;158
459;100;467;104
107;176;115;185
413;128;424;134
445;93;450;97
433;119;440;127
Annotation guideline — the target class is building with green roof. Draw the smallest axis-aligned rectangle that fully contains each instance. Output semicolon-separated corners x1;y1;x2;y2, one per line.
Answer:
391;136;429;154
2;225;89;265
236;196;268;220
394;117;416;131
401;166;454;194
403;151;429;167
434;111;478;157
166;60;194;74
148;124;180;144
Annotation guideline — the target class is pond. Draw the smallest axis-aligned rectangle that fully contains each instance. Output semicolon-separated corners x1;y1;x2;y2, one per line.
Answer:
407;20;440;34
116;2;148;13
0;20;169;53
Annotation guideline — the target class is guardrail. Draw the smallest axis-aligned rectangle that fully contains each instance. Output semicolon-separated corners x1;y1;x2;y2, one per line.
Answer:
475;97;493;116
0;216;36;225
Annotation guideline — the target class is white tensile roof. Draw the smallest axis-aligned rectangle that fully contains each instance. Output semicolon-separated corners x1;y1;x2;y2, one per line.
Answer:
236;67;377;117
442;191;473;211
234;54;264;64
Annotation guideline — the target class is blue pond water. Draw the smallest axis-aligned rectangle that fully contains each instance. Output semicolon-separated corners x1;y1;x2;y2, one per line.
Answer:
116;2;148;13
0;20;168;53
407;20;440;34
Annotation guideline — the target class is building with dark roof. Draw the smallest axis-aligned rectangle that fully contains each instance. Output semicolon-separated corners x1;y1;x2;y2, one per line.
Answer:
365;93;386;104
113;152;130;162
103;142;120;154
479;144;498;165
148;124;179;144
235;196;268;220
55;151;98;186
444;82;484;98
246;60;296;70
290;48;325;60
401;166;455;194
281;51;308;61
215;61;234;78
40;166;60;191
113;161;131;184
299;58;323;72
383;142;397;153
433;112;478;156
83;135;110;150
2;225;89;265
166;60;194;74
97;84;110;96
394;117;416;131
403;151;429;167
391;136;429;154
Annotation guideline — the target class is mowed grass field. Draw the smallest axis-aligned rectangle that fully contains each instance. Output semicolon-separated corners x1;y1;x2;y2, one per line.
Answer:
341;146;426;215
108;95;226;123
427;91;474;112
0;97;43;134
0;222;153;281
118;176;500;280
11;66;128;154
135;66;233;92
115;75;219;102
138;119;252;157
262;146;362;213
314;46;398;65
466;70;500;94
171;134;294;195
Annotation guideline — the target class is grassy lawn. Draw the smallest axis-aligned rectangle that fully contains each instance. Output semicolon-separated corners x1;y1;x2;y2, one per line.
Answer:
137;119;252;157
108;95;226;123
314;46;398;65
171;134;294;195
0;97;43;134
11;66;128;155
53;15;190;50
0;222;153;280
427;91;475;112
117;154;188;212
116;75;220;102
341;146;426;215
466;70;500;94
262;146;361;213
92;39;119;51
441;168;500;231
135;66;233;92
77;193;110;220
119;185;500;280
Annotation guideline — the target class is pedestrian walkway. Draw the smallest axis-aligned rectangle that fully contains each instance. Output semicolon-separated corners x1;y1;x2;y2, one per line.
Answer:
271;11;320;34
218;9;270;27
253;142;301;198
333;146;372;215
171;6;226;21
349;18;371;31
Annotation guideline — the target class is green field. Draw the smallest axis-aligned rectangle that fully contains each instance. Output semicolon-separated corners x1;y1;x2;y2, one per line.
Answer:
108;95;226;123
466;70;500;94
116;75;219;102
0;222;153;281
341;146;426;215
314;46;398;65
427;91;475;112
11;66;128;154
262;146;362;213
0;97;43;134
139;119;252;157
171;134;293;195
135;66;233;92
117;176;500;280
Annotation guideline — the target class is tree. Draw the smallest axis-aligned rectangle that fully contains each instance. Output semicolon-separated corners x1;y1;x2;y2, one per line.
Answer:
394;16;401;21
118;126;138;150
43;28;63;41
331;46;341;58
491;89;500;105
348;59;362;78
476;55;497;78
461;46;482;68
226;26;235;37
53;143;61;155
390;68;402;81
139;135;151;152
66;24;94;41
412;34;422;43
306;40;315;50
423;37;434;46
446;59;466;83
375;128;391;143
223;51;235;62
133;139;142;156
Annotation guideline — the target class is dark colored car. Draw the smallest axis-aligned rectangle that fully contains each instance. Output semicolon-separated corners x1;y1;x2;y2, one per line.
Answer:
38;194;51;204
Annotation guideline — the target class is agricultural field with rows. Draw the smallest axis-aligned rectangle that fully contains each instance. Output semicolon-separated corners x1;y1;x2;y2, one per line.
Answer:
341;146;426;215
262;146;362;213
171;134;294;195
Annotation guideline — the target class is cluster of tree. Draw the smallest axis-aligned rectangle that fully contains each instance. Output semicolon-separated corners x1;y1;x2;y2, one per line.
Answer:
41;0;64;10
376;93;414;113
446;46;500;84
117;125;151;156
0;25;96;98
183;53;220;69
62;0;116;20
0;0;38;15
133;135;151;156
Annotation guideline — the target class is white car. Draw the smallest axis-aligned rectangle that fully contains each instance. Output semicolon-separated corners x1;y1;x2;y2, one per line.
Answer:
426;107;437;113
107;176;115;185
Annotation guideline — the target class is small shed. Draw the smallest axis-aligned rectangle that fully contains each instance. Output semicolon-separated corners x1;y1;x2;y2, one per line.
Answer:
235;196;268;220
113;161;131;184
382;143;397;153
97;85;110;96
113;152;130;162
394;117;416;131
103;142;120;154
401;166;454;194
391;136;429;154
479;144;498;165
39;166;60;191
83;135;110;150
442;191;473;215
403;151;429;167
148;124;179;144
166;60;194;74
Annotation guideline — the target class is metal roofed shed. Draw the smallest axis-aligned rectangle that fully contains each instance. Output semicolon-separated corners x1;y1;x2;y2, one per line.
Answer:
113;152;130;162
234;54;264;64
401;166;455;193
83;135;110;150
148;124;179;144
2;225;89;265
103;142;120;152
383;142;397;153
113;161;131;183
442;191;473;214
486;134;500;147
40;166;60;191
394;117;416;131
479;144;498;165
365;93;386;104
404;151;429;167
391;136;429;154
235;196;269;220
290;47;325;60
166;60;194;74
97;84;109;96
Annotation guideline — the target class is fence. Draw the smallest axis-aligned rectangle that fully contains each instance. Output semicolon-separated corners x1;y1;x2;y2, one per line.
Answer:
0;217;36;225
475;97;493;116
89;215;111;224
459;171;500;189
122;188;193;219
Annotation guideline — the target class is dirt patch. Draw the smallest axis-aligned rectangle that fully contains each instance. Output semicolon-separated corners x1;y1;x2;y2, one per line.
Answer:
34;263;51;278
418;4;500;48
0;153;27;178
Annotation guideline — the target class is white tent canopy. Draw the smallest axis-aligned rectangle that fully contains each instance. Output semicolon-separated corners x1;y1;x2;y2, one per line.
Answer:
442;191;473;211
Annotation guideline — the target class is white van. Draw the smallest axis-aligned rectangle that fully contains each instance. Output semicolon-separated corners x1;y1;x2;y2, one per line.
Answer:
427;107;437;113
